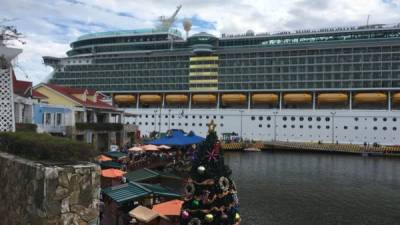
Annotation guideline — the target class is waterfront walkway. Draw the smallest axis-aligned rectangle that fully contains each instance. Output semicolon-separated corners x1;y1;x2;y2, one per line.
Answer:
222;141;400;156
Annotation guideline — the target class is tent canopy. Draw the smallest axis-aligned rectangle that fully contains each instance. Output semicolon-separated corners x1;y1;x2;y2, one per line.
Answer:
152;199;183;216
147;129;205;146
97;155;112;162
101;168;125;178
129;205;159;223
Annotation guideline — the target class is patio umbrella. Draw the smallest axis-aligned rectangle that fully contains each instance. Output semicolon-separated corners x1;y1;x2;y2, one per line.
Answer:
129;146;143;152
96;155;112;162
142;144;160;151
158;145;171;150
101;168;125;178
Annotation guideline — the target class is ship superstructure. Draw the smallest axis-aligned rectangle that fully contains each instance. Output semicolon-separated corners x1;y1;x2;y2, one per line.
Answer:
44;7;400;145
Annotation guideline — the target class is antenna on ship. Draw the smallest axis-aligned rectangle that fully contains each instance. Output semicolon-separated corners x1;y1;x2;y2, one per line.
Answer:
158;5;182;31
366;14;370;27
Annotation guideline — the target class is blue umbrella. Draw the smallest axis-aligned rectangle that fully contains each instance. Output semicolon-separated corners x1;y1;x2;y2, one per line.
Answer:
147;129;205;146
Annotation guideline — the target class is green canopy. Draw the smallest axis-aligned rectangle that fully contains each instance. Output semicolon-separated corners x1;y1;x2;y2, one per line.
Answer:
100;161;123;169
124;168;182;182
104;151;127;159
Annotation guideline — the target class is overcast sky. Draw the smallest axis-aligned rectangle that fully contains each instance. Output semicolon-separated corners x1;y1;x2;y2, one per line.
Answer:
2;0;400;84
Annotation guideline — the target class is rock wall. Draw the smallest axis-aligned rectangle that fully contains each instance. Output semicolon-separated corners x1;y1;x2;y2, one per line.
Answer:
0;152;100;225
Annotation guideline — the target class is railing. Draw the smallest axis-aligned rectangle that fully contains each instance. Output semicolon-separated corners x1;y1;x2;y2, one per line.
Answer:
75;123;123;131
37;124;66;134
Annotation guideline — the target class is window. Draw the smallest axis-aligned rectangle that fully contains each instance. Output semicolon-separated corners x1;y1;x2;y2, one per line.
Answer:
283;116;287;121
172;115;175;119
299;117;304;121
383;126;387;130
267;116;271;121
373;117;377;122
192;115;196;119
220;123;224;127
355;117;359;121
151;115;154;118
300;125;303;129
308;117;312;121
199;123;202;126
178;123;182;126
151;122;154;125
383;118;387;122
259;116;263;121
251;116;255;121
308;125;312;129
344;126;348;129
259;124;262;128
165;115;168;118
45;113;51;125
325;117;330;122
373;126;377;130
56;113;62;126
283;125;287;128
171;123;175;126
316;117;321;121
393;118;397;122
192;123;196;126
317;125;321;129
291;125;295;128
220;116;224;119
199;116;202;119
185;123;188;126
139;122;142;125
185;115;188;119
213;115;217;119
355;126;359;130
145;122;148;125
326;125;330;129
206;116;209;119
267;124;271;128
393;127;397;131
291;116;295;121
145;115;148;118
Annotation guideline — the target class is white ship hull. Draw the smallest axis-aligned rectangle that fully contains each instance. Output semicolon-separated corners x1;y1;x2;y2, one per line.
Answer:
124;108;400;146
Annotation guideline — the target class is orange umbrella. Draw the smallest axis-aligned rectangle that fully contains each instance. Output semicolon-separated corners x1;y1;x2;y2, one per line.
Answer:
101;168;125;178
97;155;112;162
142;144;160;151
152;199;183;216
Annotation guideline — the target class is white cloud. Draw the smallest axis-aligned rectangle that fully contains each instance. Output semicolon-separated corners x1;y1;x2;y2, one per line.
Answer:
1;0;400;84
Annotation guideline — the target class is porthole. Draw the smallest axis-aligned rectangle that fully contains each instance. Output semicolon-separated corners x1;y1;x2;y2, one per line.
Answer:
317;125;321;129
151;122;154;125
355;126;358;130
267;124;271;128
192;123;196;126
158;122;161;125
220;123;224;127
185;123;188;126
267;116;271;121
220;116;224;119
185;115;188;119
151;115;154;118
299;117;304;121
325;117;330;122
199;123;202;126
326;125;330;129
317;117;321;121
383;118;387;122
172;115;175;119
192;115;195;119
165;115;168;118
251;116;255;121
283;116;287;121
165;122;168;126
291;116;295;121
139;122;142;125
291;125;295;128
259;124;262;128
393;118;397;122
199;116;202;119
383;126;387;130
308;117;312;121
139;115;142;118
393;127;397;131
259;116;263;121
373;117;377;122
300;125;303;128
344;126;348;129
206;116;209;119
213;115;217;119
172;122;175;126
355;117;359;121
283;124;287;128
178;123;182;126
373;126;377;130
309;125;312;129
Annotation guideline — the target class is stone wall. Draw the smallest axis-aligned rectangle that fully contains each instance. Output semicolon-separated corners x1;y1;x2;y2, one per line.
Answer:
0;152;100;225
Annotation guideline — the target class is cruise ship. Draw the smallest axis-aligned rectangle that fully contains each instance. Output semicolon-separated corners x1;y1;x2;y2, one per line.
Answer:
44;6;400;145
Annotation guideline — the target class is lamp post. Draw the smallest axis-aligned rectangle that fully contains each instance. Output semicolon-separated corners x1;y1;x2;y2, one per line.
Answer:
331;111;336;144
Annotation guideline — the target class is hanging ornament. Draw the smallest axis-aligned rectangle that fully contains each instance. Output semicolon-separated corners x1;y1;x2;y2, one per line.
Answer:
185;182;195;196
221;213;228;220
197;166;206;174
205;213;214;222
201;190;210;204
182;210;190;219
188;217;201;225
235;213;241;221
192;199;200;207
219;176;230;192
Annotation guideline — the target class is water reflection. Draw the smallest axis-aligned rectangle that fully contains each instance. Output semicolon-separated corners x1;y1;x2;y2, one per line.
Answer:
225;151;400;225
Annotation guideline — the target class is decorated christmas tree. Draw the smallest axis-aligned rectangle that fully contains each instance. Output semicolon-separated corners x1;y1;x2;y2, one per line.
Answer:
180;120;240;225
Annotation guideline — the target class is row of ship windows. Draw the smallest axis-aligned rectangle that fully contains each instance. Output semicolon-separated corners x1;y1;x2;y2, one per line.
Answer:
136;121;397;131
138;114;397;122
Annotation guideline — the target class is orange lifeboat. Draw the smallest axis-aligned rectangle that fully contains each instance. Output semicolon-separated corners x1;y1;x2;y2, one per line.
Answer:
392;93;400;104
252;93;278;105
166;94;188;104
353;93;387;104
139;94;162;104
283;93;312;104
318;93;348;104
221;94;247;105
192;94;217;104
114;95;136;105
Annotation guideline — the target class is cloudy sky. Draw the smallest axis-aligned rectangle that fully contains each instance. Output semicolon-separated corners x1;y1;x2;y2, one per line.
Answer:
2;0;400;84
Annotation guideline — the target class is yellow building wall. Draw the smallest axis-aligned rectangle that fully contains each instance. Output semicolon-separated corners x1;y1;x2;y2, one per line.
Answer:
34;86;80;108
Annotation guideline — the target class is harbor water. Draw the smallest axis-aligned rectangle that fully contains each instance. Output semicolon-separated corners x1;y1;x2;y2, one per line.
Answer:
225;151;400;225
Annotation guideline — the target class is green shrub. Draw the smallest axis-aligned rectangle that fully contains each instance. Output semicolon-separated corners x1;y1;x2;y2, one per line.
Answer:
75;123;123;131
15;123;37;132
0;132;99;163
